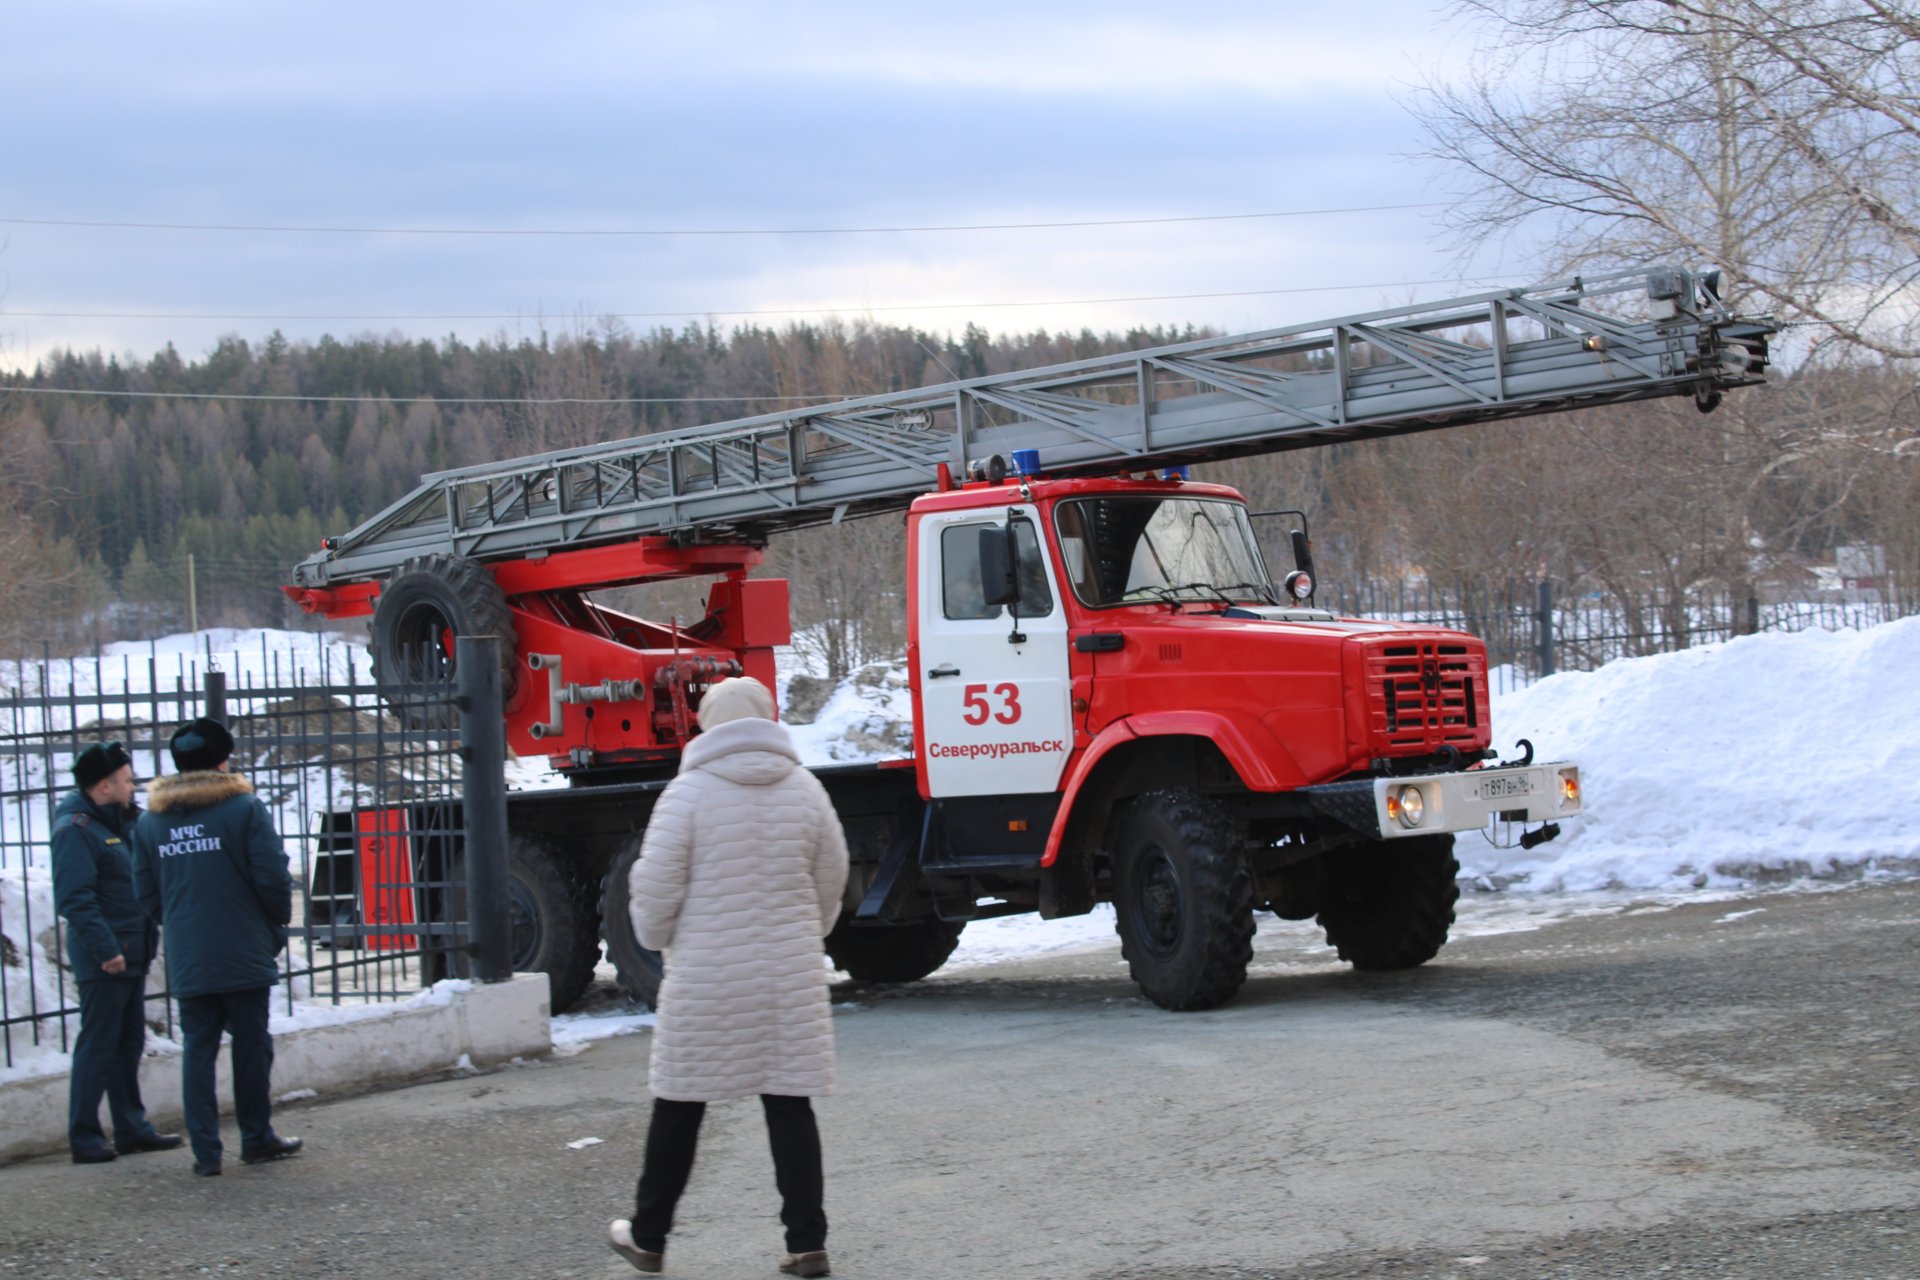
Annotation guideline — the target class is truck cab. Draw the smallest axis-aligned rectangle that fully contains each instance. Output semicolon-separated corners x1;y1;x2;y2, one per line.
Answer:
893;452;1582;1009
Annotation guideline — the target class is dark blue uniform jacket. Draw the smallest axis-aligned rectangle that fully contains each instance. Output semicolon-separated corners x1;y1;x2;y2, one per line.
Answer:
51;789;157;983
130;770;292;998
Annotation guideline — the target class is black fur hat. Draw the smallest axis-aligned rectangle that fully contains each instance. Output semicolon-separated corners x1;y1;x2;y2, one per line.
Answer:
73;741;133;790
168;717;235;772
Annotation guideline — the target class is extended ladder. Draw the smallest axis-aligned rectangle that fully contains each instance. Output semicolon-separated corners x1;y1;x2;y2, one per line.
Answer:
293;268;1771;588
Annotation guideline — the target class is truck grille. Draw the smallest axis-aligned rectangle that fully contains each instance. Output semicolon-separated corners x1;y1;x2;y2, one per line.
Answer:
1362;638;1489;754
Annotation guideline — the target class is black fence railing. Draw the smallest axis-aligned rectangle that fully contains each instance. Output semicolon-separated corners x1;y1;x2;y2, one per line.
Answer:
1320;581;1913;694
0;636;509;1076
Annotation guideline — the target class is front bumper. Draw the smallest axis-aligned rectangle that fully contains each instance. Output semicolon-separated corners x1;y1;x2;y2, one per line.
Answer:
1303;761;1582;840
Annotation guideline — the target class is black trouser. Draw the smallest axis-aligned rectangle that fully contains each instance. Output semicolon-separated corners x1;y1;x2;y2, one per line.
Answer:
67;975;156;1152
177;986;276;1166
631;1095;827;1255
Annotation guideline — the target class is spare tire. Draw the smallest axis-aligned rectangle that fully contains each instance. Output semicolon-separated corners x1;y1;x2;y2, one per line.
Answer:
370;554;517;730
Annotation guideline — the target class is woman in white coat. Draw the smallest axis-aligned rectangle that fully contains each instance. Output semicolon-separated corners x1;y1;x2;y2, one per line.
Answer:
608;676;850;1278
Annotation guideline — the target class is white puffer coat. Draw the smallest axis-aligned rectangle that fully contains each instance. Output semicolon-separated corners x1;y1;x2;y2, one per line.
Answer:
628;716;850;1101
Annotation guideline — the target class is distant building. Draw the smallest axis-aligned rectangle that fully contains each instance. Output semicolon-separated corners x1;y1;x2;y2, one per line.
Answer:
1836;544;1888;593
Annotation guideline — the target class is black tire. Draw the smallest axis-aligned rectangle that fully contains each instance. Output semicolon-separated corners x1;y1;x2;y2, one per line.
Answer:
369;554;517;731
825;917;965;983
1111;788;1255;1011
438;834;601;1013
1316;835;1460;971
601;835;666;1010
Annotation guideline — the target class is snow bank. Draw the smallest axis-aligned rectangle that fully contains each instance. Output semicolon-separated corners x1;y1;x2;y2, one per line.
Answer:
1475;615;1920;891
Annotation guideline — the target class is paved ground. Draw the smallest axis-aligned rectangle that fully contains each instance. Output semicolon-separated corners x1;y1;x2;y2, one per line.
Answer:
3;879;1916;1279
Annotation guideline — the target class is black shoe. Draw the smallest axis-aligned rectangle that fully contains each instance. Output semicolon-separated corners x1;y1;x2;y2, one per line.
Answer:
239;1135;303;1165
192;1160;222;1177
116;1132;184;1155
70;1146;118;1165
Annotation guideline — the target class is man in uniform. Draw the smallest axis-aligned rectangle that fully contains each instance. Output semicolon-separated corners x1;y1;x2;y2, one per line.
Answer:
51;740;182;1164
131;717;302;1177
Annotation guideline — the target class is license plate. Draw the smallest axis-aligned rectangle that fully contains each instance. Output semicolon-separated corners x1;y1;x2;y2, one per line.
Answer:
1480;773;1534;799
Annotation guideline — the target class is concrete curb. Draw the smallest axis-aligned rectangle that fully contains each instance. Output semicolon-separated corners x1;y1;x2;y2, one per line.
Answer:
0;973;549;1162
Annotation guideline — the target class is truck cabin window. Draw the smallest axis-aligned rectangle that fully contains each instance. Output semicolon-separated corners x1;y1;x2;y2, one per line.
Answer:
942;520;1054;621
1054;497;1272;608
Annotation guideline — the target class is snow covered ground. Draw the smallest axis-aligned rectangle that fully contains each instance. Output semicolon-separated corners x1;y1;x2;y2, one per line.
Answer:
6;616;1918;1071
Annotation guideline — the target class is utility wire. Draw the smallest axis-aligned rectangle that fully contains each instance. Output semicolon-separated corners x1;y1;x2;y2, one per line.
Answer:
1;387;873;405
0;202;1449;239
3;276;1501;323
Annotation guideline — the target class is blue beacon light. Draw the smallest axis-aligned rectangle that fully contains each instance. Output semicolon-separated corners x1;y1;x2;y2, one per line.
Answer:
1010;448;1042;476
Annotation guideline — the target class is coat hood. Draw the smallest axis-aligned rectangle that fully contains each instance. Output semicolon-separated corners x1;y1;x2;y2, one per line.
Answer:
147;769;254;814
680;716;799;787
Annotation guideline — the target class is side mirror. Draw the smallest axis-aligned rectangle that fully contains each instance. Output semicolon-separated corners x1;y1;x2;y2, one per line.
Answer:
978;526;1021;608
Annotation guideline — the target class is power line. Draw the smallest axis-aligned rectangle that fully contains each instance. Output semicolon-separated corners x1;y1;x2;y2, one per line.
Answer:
0;202;1449;239
1;386;865;406
2;276;1498;323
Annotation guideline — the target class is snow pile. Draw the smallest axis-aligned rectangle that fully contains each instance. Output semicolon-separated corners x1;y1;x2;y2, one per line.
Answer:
1474;615;1920;891
0;869;80;1066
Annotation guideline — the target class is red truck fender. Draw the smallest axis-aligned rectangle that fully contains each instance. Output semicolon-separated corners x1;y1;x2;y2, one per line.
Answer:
1041;710;1300;867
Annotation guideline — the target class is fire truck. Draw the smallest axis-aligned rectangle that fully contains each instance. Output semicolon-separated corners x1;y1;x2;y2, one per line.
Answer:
286;268;1772;1012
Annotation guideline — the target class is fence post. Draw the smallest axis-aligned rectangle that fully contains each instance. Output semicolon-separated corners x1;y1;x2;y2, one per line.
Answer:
456;634;513;984
1535;580;1556;678
203;669;227;724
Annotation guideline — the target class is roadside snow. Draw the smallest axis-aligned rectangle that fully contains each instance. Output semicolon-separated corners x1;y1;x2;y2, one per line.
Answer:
1474;615;1920;891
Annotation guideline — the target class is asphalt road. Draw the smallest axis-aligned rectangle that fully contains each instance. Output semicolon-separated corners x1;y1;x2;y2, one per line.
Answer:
3;879;1916;1279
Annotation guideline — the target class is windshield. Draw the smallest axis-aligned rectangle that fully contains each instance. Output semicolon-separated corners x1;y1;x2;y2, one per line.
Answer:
1053;496;1273;607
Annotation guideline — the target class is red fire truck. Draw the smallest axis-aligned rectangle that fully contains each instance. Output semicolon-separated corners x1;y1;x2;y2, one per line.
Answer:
287;268;1771;1011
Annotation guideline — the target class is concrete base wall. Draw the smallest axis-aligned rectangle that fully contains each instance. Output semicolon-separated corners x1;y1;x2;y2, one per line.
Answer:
0;973;549;1162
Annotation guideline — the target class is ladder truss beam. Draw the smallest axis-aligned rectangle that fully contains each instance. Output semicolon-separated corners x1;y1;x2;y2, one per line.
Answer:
293;268;1772;587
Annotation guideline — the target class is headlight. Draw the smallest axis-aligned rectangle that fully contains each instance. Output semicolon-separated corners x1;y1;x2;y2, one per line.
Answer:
1396;784;1425;828
1558;768;1581;807
1283;570;1314;601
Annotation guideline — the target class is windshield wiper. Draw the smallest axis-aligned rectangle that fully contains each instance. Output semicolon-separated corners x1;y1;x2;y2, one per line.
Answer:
1118;584;1185;609
1214;580;1280;605
1161;582;1239;605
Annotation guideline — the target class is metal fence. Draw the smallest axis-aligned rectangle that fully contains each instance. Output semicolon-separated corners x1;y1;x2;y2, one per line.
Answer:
1321;581;1914;695
0;635;510;1075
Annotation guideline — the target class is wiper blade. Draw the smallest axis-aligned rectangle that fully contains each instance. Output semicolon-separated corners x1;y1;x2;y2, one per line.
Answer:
1120;584;1206;612
1161;582;1237;605
1215;580;1279;605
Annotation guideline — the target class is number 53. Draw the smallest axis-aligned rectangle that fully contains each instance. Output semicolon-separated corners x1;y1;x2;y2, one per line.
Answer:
962;682;1022;725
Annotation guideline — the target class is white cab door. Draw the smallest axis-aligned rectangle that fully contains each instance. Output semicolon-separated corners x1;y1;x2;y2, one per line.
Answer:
918;506;1072;797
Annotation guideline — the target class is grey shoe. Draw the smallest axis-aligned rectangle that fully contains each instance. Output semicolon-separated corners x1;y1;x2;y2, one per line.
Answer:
240;1135;303;1165
607;1219;663;1274
779;1251;830;1277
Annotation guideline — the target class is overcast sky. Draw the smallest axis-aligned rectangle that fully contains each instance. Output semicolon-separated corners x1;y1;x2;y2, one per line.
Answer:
0;1;1527;376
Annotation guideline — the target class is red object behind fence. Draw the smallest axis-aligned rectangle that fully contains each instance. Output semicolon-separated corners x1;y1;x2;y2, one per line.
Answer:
354;808;416;951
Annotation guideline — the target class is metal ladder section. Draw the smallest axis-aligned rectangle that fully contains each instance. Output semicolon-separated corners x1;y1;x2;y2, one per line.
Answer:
293;268;1771;587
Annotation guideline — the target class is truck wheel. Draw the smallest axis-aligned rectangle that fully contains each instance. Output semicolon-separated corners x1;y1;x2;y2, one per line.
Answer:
1316;835;1460;971
825;918;965;983
1112;788;1254;1011
369;554;517;731
436;833;601;1013
601;835;666;1010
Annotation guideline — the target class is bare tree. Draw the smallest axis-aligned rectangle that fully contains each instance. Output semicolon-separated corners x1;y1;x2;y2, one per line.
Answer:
1417;0;1920;359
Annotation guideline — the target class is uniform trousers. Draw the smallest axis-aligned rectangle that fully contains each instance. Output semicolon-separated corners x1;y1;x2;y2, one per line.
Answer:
177;986;275;1165
631;1094;827;1255
67;975;156;1152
